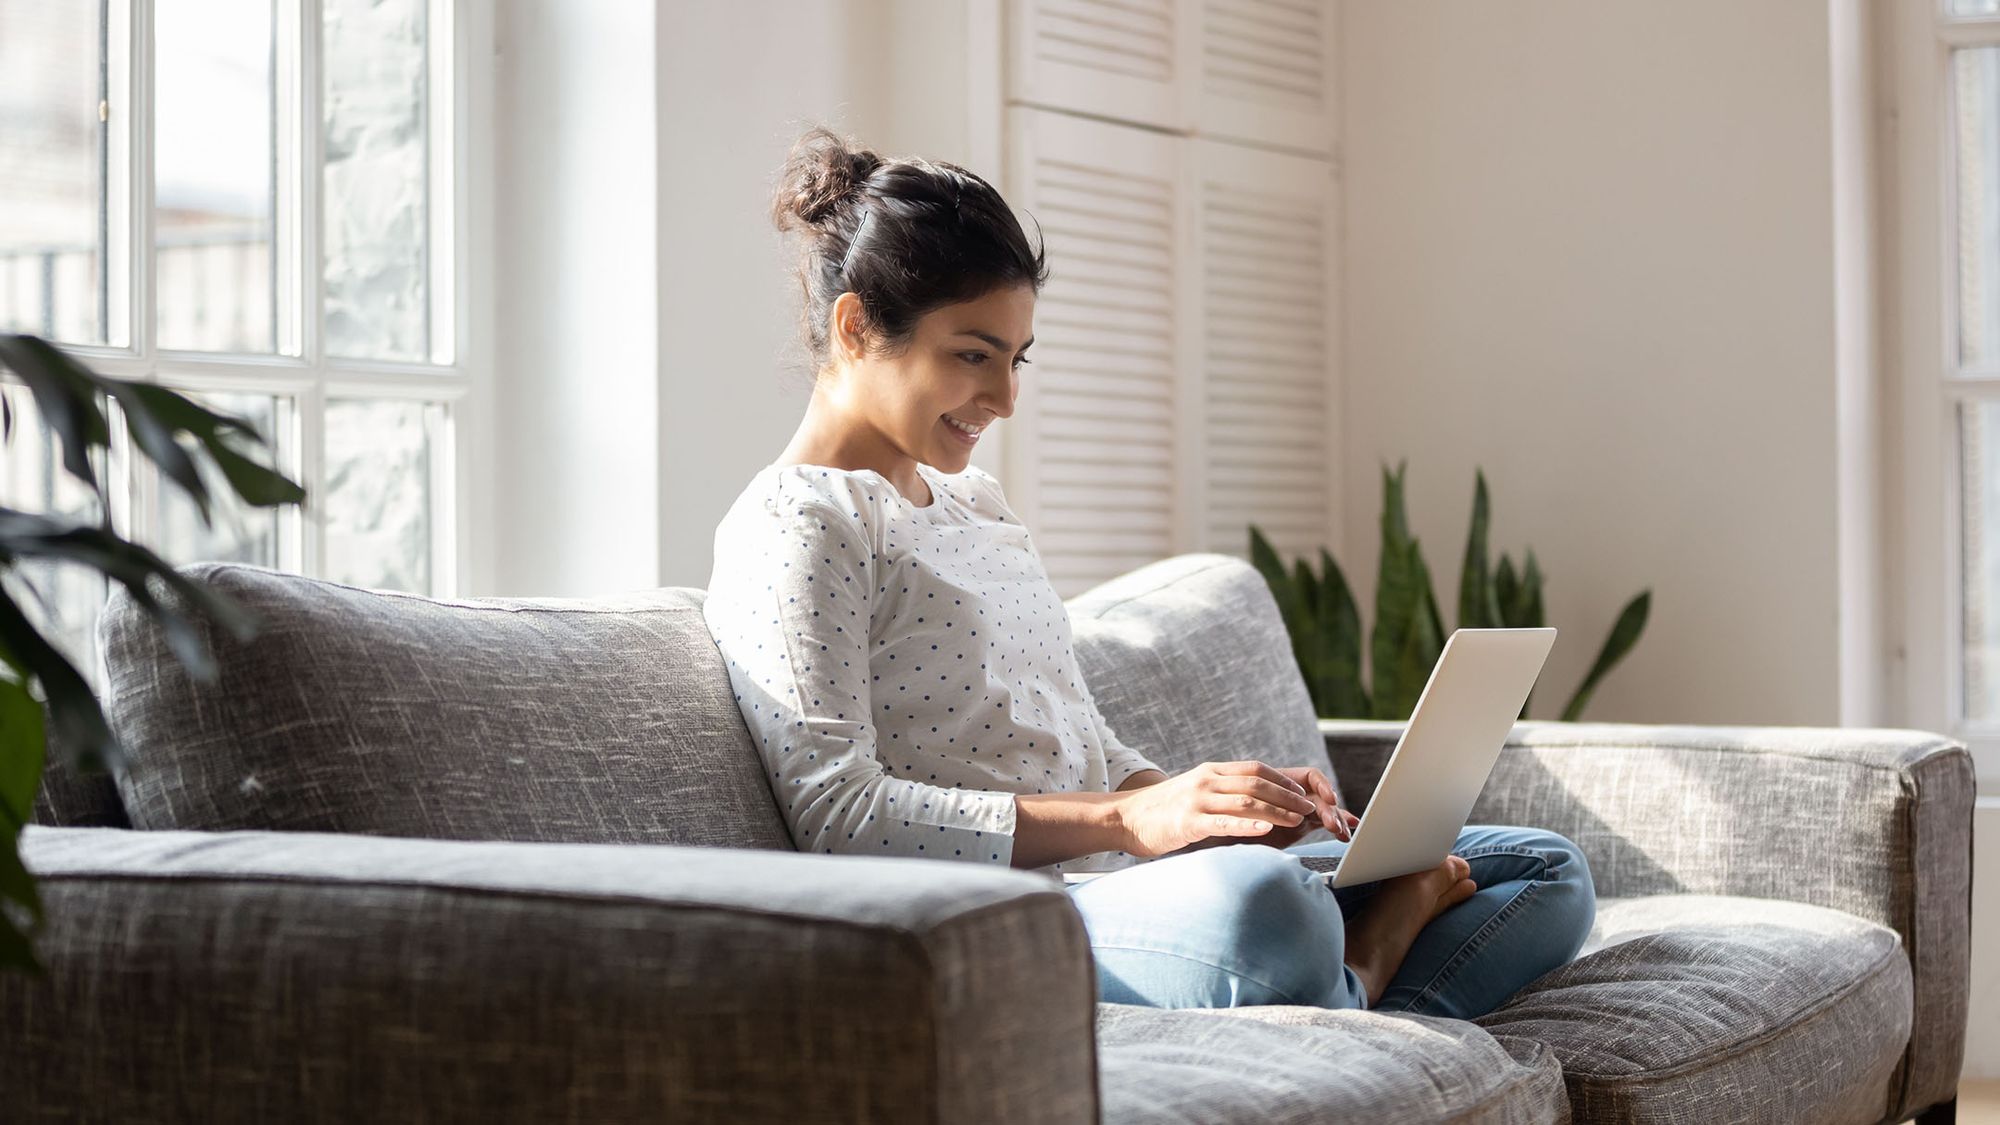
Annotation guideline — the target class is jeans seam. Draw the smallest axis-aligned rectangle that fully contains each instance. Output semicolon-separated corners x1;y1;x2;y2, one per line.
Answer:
1086;943;1326;1008
1384;846;1567;1015
1390;880;1541;1015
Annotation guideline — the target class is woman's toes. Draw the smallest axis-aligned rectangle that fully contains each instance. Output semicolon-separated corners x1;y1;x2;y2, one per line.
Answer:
1447;854;1471;881
1445;877;1477;908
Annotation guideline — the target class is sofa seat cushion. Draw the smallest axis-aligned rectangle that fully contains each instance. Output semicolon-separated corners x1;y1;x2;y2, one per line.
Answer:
100;563;795;850
1476;895;1912;1125
1095;1002;1570;1124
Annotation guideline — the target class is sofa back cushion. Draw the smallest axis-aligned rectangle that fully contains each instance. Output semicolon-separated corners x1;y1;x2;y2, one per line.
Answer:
99;563;795;850
1065;553;1338;808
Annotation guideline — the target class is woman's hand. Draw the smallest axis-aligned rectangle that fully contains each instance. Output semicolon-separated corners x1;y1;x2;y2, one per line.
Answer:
1256;766;1360;850
1117;760;1341;859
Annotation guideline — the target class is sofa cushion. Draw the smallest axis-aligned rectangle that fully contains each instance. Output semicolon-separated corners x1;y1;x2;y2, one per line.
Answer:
1066;553;1341;846
29;719;130;828
98;562;795;850
1476;895;1912;1125
1095;1002;1569;1124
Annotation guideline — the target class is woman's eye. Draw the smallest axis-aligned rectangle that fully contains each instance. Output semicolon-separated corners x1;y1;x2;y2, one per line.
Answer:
960;352;988;365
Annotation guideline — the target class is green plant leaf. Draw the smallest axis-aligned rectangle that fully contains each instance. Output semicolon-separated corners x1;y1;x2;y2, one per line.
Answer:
1313;547;1369;717
1561;589;1652;721
1248;524;1313;680
1374;535;1446;719
0;587;120;777
1515;549;1545;628
1372;461;1442;719
1292;557;1319;620
0;334;112;494
0;509;260;680
1372;464;1418;717
1458;469;1502;629
1494;553;1520;625
1380;459;1412;551
0;905;45;976
0;656;44;830
1376;544;1444;720
111;382;305;515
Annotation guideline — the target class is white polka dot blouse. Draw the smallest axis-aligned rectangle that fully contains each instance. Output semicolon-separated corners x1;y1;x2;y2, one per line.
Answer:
702;459;1165;877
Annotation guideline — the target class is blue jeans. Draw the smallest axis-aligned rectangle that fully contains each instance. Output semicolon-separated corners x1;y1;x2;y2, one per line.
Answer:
1063;825;1596;1020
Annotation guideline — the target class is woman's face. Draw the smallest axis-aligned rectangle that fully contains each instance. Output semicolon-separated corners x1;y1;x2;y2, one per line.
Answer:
828;283;1035;471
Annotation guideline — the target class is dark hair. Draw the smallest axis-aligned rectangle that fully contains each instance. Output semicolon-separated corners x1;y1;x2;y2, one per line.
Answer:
770;125;1049;378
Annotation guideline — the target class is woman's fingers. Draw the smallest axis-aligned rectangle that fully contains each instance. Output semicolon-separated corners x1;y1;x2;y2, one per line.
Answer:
1200;792;1303;830
1210;814;1276;835
1213;776;1318;823
1218;759;1309;797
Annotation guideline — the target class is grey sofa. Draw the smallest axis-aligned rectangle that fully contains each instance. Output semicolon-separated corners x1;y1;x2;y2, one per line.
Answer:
8;553;1974;1124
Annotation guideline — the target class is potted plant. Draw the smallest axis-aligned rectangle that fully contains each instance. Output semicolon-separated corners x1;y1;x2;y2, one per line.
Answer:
0;333;306;973
1250;460;1650;722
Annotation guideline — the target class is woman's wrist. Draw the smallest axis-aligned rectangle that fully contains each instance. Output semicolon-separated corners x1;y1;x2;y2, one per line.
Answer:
1011;789;1133;870
1115;768;1167;792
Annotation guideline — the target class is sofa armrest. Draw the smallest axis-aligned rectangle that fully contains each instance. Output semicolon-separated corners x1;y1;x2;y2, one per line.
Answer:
1320;717;1975;1120
4;825;1099;1125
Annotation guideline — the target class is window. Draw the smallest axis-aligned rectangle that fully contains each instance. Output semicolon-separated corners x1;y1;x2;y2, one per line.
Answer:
1891;0;2000;786
0;0;475;681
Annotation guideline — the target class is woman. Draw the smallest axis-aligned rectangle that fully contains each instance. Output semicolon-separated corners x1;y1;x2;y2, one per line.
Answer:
702;125;1595;1019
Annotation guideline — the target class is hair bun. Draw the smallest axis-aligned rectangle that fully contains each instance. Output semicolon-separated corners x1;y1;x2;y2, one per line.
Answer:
772;125;883;232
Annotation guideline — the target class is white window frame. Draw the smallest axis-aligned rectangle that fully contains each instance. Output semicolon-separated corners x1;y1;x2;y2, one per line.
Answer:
42;0;491;600
1888;0;2000;790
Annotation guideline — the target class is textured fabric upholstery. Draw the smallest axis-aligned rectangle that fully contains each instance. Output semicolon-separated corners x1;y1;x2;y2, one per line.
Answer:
1322;719;1972;1124
1097;1004;1570;1123
97;562;795;850
27;718;128;828
8;824;1100;1125
1479;895;1911;1125
1066;552;1340;851
15;555;1967;1123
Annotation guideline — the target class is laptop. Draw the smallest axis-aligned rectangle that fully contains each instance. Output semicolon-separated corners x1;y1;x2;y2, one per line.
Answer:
1062;627;1556;888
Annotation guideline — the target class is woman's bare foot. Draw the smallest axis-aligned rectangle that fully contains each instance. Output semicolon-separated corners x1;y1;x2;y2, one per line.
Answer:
1343;856;1478;1006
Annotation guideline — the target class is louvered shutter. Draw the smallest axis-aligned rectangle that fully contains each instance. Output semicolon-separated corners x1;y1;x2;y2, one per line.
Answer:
1193;0;1339;154
1007;0;1187;131
1004;106;1193;597
1192;136;1339;564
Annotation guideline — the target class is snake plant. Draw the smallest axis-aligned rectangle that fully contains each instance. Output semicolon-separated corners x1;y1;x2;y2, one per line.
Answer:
0;333;306;974
1249;460;1651;723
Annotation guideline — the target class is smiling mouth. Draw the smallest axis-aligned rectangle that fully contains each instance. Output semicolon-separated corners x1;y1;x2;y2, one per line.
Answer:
942;415;986;439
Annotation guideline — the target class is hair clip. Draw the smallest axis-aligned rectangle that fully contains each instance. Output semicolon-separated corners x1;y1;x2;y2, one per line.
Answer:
837;206;872;278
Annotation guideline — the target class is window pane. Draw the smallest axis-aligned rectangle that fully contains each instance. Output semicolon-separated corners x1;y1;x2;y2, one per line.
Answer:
325;398;441;593
1950;0;2000;15
155;0;276;353
152;390;289;569
0;381;110;684
323;0;432;362
1956;48;2000;369
0;2;107;345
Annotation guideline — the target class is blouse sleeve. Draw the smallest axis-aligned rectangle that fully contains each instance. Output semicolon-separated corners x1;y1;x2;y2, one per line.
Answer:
702;496;1021;866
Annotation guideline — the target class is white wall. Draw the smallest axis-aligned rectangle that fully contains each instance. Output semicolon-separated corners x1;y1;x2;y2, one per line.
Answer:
1339;0;1849;726
490;0;659;596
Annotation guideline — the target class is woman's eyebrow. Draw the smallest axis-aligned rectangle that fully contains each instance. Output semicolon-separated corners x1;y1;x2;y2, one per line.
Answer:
954;330;1033;353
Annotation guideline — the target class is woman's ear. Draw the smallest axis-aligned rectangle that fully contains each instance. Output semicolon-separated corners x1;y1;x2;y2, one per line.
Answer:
829;291;868;364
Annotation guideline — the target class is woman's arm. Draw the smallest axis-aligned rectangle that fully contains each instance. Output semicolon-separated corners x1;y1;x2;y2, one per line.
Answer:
1116;769;1167;792
1006;768;1169;870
